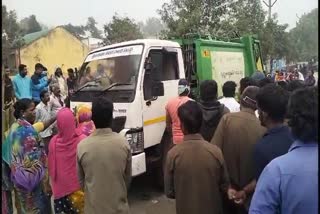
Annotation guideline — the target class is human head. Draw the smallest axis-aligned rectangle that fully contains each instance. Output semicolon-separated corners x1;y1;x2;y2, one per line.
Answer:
178;79;190;96
307;70;314;77
77;106;92;123
239;77;256;95
97;64;104;73
18;64;28;77
287;87;318;142
222;81;237;98
67;68;74;78
200;80;218;101
92;97;113;128
52;84;61;97
256;84;289;127
13;98;36;124
57;108;78;139
251;71;265;82
35;63;44;75
55;67;63;77
178;101;202;135
287;80;305;92
40;90;50;104
85;66;91;75
240;86;260;110
258;77;274;88
277;81;288;91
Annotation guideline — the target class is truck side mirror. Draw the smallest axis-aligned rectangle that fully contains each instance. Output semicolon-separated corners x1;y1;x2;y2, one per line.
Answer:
151;81;164;97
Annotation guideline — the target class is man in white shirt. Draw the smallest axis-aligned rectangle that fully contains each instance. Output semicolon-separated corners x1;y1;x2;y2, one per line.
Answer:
35;90;54;154
49;84;65;114
219;81;240;113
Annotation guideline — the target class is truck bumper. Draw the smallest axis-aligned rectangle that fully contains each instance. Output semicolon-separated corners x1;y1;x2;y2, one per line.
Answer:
132;152;146;177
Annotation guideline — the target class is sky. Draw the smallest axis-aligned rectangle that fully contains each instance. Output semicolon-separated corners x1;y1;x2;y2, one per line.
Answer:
3;0;318;31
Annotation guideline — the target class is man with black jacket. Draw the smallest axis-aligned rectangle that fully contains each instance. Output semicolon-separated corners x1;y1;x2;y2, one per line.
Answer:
198;80;229;142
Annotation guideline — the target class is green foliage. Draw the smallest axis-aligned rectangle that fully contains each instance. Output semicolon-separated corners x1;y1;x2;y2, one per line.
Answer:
2;5;23;66
139;17;166;38
158;0;229;38
85;17;103;39
288;8;318;62
103;14;143;44
19;15;42;35
258;14;291;62
228;0;266;36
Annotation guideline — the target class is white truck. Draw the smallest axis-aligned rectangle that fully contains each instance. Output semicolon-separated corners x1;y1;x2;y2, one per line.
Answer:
70;36;263;177
71;40;185;177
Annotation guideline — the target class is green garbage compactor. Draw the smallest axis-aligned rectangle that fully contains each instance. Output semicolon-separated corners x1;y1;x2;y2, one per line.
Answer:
173;35;264;97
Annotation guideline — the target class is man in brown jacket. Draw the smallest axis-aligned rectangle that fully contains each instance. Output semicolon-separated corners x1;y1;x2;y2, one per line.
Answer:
77;97;132;214
165;100;236;214
211;86;266;214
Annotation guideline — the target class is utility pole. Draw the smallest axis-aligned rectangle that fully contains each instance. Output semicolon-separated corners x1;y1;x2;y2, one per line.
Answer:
263;0;278;20
262;0;278;74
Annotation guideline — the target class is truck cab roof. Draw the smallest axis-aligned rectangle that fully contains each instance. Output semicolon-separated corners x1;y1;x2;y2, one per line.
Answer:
89;39;181;54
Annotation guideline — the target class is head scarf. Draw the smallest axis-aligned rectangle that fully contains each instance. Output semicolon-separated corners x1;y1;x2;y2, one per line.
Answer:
48;108;86;197
76;106;96;136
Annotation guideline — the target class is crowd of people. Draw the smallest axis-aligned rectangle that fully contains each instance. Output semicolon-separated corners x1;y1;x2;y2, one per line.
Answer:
164;72;318;214
1;63;318;214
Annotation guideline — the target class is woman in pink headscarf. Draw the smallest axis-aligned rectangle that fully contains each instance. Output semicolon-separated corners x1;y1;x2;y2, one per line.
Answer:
48;108;87;213
76;106;96;136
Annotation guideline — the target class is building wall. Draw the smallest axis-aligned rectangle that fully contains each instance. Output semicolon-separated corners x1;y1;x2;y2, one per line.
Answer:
20;27;89;76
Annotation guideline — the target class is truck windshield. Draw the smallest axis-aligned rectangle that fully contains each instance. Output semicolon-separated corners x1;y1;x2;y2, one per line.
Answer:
76;45;143;92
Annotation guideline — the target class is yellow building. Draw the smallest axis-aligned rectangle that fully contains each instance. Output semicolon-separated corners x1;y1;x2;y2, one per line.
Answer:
10;26;89;76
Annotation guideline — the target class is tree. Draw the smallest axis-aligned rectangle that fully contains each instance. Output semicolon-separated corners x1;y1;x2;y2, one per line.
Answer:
103;14;143;44
2;5;23;66
85;17;102;39
158;0;230;38
252;13;295;71
288;8;318;62
227;0;266;36
19;15;42;35
62;23;86;38
140;17;166;38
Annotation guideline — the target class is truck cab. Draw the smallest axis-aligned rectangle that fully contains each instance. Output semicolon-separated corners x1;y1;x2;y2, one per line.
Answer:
70;40;185;176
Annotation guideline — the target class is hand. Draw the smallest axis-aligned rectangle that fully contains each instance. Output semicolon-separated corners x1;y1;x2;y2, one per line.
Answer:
227;188;237;200
233;190;246;205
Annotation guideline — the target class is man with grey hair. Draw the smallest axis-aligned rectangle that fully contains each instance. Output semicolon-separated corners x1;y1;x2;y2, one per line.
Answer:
211;86;266;214
49;84;65;114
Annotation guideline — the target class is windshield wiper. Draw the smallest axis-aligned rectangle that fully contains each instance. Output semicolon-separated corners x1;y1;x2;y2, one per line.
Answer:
102;82;133;92
74;80;100;93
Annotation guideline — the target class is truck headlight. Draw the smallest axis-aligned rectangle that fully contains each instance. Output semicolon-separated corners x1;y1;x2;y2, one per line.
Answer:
125;128;144;154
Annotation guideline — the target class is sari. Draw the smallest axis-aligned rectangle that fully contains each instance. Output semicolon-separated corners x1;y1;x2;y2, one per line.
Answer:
2;119;51;214
48;108;86;213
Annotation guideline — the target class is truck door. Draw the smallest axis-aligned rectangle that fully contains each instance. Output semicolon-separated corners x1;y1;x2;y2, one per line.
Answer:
142;48;180;149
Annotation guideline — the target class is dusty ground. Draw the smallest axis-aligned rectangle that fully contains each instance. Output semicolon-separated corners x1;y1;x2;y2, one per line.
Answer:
13;172;176;214
128;173;176;214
